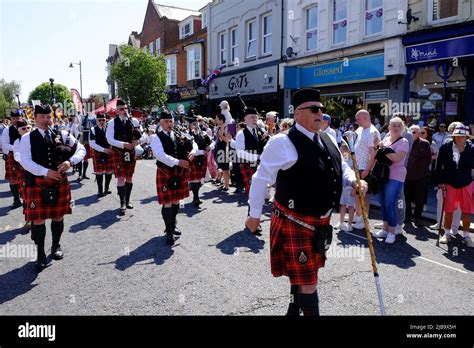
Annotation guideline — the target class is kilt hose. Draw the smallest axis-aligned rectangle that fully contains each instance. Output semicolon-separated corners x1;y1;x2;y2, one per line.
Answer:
4;152;20;182
156;165;189;205
24;175;72;222
240;163;257;194
92;149;114;174
83;143;92;161
270;200;330;286
188;156;207;182
111;148;136;178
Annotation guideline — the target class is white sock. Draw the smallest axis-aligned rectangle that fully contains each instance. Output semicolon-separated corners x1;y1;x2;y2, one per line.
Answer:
444;228;451;236
463;231;470;238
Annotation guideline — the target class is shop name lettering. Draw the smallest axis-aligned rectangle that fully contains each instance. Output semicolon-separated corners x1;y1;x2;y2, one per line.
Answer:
228;74;249;91
313;64;343;77
411;48;438;61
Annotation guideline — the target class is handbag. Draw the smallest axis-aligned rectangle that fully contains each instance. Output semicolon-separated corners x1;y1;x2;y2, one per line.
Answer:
369;137;403;192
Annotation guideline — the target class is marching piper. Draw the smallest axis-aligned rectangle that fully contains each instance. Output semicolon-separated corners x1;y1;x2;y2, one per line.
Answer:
245;89;367;316
188;121;211;207
19;105;85;271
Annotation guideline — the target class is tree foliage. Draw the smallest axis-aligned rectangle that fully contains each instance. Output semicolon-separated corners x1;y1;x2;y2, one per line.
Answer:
28;82;73;106
0;79;21;119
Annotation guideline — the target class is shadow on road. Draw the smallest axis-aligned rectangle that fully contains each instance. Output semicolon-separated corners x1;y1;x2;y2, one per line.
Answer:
114;236;174;271
403;223;438;242
442;238;474;272
0;226;30;244
216;229;265;255
0;205;12;217
69;209;120;233
73;194;98;207
0;263;39;305
201;189;247;207
140;196;157;205
0;190;12;199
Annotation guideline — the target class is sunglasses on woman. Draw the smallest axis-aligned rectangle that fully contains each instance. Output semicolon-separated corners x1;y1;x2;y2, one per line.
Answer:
297;105;326;114
19;126;31;131
420;132;427;135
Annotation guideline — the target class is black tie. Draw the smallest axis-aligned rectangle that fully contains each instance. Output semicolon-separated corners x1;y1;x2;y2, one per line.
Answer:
252;128;258;141
44;129;53;145
313;132;324;152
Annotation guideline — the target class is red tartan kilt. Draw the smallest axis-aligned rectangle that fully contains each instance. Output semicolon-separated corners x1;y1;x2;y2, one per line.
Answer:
17;166;25;199
270;200;330;286
240;163;256;193
24;176;72;221
188;156;207;182
4;152;20;181
111;148;136;178
83;144;92;161
92;149;114;174
156;165;189;205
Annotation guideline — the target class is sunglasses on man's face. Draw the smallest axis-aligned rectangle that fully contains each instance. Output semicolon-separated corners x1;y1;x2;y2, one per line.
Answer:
297;105;326;114
439;125;446;128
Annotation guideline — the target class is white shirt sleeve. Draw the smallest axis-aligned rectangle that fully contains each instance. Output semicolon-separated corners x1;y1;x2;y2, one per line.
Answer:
89;128;105;153
248;135;295;218
150;134;179;167
19;133;49;177
1;126;13;153
13;139;21;162
106;119;125;149
235;130;259;162
61;130;86;166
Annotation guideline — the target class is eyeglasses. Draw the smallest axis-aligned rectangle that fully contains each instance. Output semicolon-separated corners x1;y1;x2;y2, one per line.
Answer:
297;105;326;114
19;126;31;131
439;125;446;128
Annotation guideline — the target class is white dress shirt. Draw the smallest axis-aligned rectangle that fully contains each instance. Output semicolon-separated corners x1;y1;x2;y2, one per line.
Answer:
235;126;260;163
1;125;15;153
248;123;356;219
106;116;129;149
89;126;107;153
13;138;21;162
19;128;86;177
150;131;180;168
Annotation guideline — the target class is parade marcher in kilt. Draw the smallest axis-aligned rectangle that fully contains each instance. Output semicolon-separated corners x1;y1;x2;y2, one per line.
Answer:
76;114;93;181
235;107;268;194
151;111;191;245
19;105;85;271
106;99;137;216
2;110;24;208
89;114;113;197
246;89;367;316
188;121;211;207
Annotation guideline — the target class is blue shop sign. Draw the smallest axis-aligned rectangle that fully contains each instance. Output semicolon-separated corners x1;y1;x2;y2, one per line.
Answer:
406;34;474;64
284;54;385;89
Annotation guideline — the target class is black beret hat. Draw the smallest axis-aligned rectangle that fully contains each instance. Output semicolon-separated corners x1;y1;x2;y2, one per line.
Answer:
116;99;126;107
96;113;106;119
292;88;321;109
16;119;29;128
10;110;22;118
244;107;258;116
160;111;173;120
34;104;52;115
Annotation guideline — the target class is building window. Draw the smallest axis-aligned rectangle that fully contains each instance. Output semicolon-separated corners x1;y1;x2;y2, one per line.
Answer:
262;14;272;55
305;6;317;51
219;32;227;65
246;20;257;58
180;20;193;39
155;38;161;56
187;46;201;80
166;55;177;86
231;28;238;64
202;12;207;29
430;0;458;22
149;42;154;55
365;0;383;36
333;0;347;45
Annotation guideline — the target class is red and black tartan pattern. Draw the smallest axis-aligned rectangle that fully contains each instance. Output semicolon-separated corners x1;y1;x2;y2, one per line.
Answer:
240;163;256;194
17;166;25;200
111;148;136;178
24;176;72;221
156;166;189;205
270;200;330;286
83;143;92;161
4;152;20;182
188;156;207;182
92;149;114;174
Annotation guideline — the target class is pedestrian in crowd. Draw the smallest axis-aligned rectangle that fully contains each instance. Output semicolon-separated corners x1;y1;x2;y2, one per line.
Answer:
379;123;389;140
335;143;355;232
89;114;113;198
404;125;432;226
279;118;294;133
433;123;449;153
214;114;232;191
374;117;381;131
322;114;337;140
435;124;474;247
372;117;409;244
265;111;279;136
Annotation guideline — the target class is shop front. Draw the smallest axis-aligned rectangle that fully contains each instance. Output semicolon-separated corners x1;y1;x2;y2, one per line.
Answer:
283;53;397;124
208;63;280;121
403;25;474;126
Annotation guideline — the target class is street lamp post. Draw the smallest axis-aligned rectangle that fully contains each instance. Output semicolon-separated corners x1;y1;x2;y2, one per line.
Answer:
69;60;83;100
49;78;56;104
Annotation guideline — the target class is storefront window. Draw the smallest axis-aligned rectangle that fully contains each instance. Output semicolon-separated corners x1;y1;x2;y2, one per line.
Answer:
322;93;364;122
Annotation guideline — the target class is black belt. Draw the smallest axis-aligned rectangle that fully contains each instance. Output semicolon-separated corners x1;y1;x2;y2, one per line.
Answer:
273;207;331;232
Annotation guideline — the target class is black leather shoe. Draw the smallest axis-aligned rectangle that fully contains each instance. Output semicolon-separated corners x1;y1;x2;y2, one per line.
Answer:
192;200;202;208
119;205;126;216
83;175;90;180
173;227;182;236
11;200;22;209
166;234;175;245
51;246;64;260
104;190;112;195
126;203;134;209
35;256;48;271
98;192;105;198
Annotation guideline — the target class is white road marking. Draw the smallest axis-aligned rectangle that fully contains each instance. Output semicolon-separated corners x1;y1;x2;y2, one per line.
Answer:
416;256;468;274
342;230;368;240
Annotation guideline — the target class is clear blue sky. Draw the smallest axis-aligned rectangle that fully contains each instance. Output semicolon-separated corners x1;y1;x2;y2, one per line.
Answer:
0;0;209;101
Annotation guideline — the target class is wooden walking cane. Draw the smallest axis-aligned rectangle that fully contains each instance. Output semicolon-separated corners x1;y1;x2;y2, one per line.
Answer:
344;131;386;315
436;187;446;247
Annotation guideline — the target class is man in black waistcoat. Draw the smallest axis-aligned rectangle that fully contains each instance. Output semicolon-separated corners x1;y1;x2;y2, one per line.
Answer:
1;110;23;208
89;113;114;197
188;121;211;207
245;88;367;316
105;99;137;216
151;111;191;245
19;105;85;271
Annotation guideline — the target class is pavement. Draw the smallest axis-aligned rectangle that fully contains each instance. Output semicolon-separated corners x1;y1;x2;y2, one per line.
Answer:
0;159;473;315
